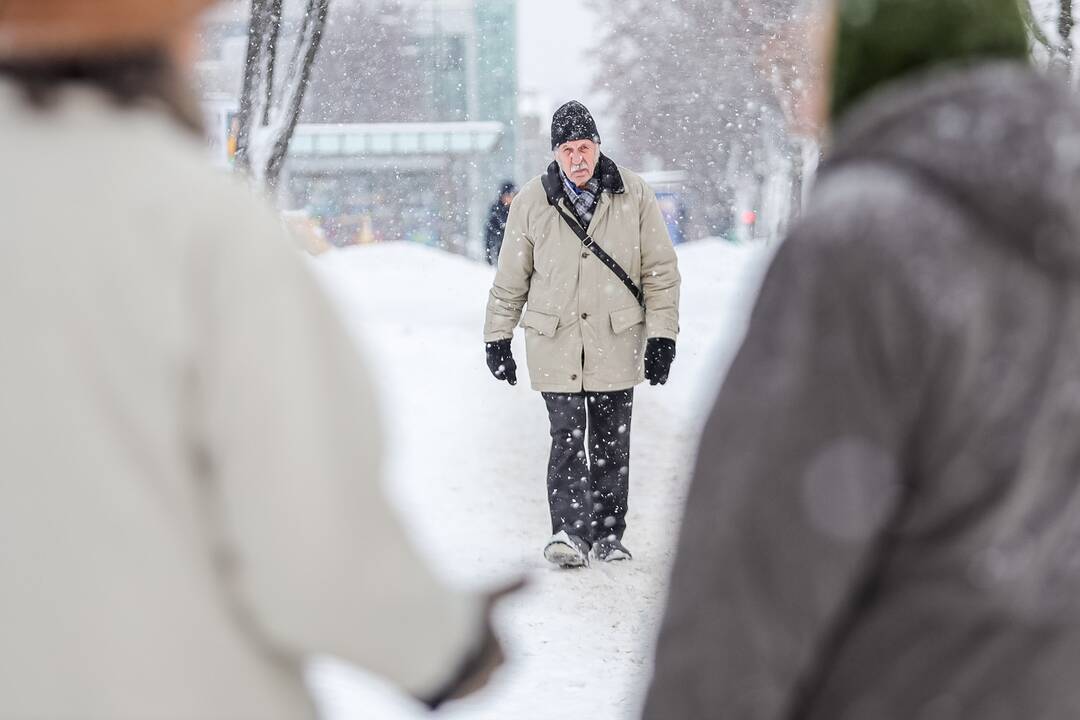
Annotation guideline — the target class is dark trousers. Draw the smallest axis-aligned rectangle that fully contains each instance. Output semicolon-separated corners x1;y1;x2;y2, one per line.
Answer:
542;389;634;544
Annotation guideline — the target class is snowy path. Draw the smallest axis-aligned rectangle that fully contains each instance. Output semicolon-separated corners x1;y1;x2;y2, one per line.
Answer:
308;240;770;719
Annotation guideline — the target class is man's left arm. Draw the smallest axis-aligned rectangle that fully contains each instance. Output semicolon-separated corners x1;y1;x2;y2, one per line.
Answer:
638;187;681;340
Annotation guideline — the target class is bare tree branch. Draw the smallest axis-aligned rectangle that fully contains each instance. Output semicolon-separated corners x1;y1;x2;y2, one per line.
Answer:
262;0;284;127
235;0;272;173
1023;0;1055;54
234;0;332;189
1060;0;1075;78
266;0;330;187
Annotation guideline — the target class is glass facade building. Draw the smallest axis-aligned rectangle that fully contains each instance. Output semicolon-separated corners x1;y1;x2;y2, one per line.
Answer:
198;0;519;258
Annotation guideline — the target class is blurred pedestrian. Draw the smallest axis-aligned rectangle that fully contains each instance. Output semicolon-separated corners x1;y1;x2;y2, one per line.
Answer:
484;101;681;567
485;180;516;265
644;1;1080;718
0;2;509;717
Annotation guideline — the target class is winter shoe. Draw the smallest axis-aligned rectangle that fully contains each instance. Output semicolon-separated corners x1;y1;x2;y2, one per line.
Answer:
592;537;632;563
544;530;590;568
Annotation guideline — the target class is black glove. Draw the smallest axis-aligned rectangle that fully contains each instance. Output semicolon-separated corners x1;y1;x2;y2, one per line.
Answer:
644;337;676;386
485;339;518;386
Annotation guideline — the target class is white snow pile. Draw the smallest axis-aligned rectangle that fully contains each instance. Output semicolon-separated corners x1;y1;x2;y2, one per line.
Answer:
308;238;772;720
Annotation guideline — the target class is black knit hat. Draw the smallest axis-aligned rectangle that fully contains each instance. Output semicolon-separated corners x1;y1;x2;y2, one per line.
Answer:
551;101;601;150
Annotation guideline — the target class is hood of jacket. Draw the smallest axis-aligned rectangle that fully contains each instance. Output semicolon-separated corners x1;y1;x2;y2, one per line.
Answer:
825;62;1080;275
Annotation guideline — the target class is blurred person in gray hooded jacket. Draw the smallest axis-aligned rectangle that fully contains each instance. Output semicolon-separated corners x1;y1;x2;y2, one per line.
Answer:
0;2;511;717
645;0;1080;718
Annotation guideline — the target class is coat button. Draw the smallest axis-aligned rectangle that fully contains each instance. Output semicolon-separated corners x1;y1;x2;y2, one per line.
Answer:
571;374;579;381
581;313;589;320
582;252;589;259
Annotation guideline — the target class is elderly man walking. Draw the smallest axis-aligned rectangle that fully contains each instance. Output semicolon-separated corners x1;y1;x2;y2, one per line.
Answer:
484;101;681;568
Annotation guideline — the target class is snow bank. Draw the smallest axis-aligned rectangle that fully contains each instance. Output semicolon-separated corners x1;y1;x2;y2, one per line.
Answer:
308;238;772;720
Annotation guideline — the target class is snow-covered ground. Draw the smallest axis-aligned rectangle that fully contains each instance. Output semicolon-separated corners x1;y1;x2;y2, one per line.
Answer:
307;238;772;719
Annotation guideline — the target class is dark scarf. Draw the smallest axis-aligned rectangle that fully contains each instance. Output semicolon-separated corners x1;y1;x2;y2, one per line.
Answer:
541;153;626;229
562;171;601;228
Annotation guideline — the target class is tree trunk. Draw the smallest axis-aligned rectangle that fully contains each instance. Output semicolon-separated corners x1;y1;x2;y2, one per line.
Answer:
1061;0;1075;81
235;0;331;189
265;0;330;188
234;0;272;174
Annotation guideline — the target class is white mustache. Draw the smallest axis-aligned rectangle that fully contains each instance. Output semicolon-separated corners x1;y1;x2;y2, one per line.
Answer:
571;162;588;173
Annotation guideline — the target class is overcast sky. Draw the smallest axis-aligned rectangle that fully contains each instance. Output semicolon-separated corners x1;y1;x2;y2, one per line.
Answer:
517;0;595;98
516;1;618;145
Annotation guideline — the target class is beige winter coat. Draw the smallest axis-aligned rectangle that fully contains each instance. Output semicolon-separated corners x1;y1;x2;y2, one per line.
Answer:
484;156;681;393
0;83;481;720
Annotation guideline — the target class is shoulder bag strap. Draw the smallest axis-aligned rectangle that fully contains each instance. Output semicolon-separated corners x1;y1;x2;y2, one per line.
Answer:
553;201;646;309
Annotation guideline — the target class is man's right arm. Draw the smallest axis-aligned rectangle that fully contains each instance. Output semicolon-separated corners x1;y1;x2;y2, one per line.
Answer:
484;198;533;341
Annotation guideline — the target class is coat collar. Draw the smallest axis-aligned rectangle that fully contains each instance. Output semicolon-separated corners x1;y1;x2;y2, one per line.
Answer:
541;153;625;207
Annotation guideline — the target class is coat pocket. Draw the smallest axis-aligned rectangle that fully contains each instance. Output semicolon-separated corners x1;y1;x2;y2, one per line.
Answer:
610;305;646;335
522;309;560;337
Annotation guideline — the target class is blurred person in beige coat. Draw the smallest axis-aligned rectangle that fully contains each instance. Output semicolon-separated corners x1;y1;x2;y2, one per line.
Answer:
484;101;681;568
0;2;510;718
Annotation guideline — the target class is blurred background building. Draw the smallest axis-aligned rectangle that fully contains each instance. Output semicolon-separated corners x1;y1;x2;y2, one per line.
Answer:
197;0;518;258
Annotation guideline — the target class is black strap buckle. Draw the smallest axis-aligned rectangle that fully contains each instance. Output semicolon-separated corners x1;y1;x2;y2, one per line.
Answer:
582;235;595;248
